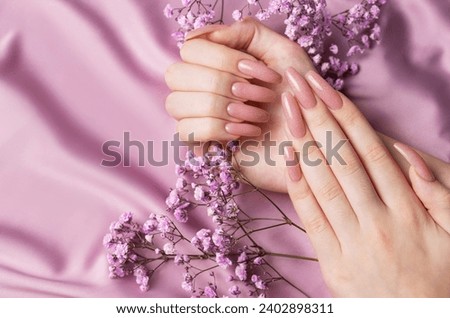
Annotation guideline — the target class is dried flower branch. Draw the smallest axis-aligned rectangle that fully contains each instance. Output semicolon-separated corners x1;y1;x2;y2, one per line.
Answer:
163;0;388;89
104;142;316;297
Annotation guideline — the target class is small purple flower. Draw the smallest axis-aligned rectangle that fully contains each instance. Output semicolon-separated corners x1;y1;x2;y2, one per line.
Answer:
232;10;242;21
251;274;267;290
182;273;194;292
175;177;187;190
163;242;175;255
142;218;158;234
253;257;263;265
203;285;217;298
119;212;133;224
165;189;180;208
229;285;241;296
347;45;364;57
215;253;232;269
329;44;338;55
163;4;173;18
235;264;247;281
174;208;188;223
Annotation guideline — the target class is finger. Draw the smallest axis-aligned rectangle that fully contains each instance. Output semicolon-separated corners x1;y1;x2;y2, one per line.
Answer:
177;117;261;141
204;18;313;71
181;39;281;84
394;143;450;233
286;68;382;216
284;146;341;260
165;63;276;103
165;91;270;123
304;70;413;206
282;92;359;241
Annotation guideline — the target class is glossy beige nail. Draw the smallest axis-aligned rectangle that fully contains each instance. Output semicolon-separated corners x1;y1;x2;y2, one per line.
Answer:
282;92;306;138
393;143;436;182
225;122;261;137
227;103;270;123
285;67;316;109
231;82;276;103
284;146;302;182
305;70;343;110
238;60;282;84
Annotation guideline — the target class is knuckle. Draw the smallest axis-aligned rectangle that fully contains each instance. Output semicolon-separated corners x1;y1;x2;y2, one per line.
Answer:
309;112;329;128
176;120;190;141
340;108;364;129
208;73;223;93
305;215;329;235
206;93;223;117
319;181;343;202
364;143;389;165
290;183;313;202
339;155;362;177
302;141;322;158
439;191;450;205
369;226;393;252
203;120;220;140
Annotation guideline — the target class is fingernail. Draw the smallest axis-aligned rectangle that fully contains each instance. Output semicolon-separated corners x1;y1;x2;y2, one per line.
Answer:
227;103;270;123
238;60;282;84
281;92;306;138
185;25;228;41
231;82;276;103
284;146;302;182
305;70;343;110
225;122;261;137
285;67;316;109
393;143;436;182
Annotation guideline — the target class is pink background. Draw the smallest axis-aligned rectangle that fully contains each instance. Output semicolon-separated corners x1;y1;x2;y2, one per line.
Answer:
0;0;448;297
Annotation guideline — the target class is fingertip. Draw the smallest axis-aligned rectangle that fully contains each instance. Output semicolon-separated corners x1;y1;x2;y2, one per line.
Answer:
236;59;280;83
283;145;302;182
305;70;343;110
224;122;261;137
393;143;436;182
185;24;228;41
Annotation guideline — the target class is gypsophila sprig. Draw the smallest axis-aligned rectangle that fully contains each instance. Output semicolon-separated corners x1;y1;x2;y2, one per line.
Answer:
104;142;317;297
164;0;388;89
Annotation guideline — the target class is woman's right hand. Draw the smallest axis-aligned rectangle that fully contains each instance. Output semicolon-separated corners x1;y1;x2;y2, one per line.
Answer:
282;68;450;297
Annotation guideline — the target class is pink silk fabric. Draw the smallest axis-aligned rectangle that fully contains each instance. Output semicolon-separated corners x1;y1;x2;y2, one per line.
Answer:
0;0;448;297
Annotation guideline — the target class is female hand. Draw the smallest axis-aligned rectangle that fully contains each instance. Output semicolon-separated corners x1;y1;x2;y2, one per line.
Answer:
165;19;315;192
282;67;450;297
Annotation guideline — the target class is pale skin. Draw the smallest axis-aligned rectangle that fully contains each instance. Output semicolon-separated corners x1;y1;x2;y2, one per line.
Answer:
165;19;450;297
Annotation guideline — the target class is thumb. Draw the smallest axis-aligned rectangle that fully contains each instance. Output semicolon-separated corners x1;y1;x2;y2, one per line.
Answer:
394;143;450;233
195;18;313;73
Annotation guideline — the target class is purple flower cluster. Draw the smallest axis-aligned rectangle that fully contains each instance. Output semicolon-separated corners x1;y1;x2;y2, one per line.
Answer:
163;0;217;47
103;211;179;292
166;142;240;224
104;141;315;297
164;0;388;89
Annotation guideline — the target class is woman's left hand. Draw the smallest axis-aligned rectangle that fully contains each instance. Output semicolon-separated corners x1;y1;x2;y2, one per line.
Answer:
282;68;450;297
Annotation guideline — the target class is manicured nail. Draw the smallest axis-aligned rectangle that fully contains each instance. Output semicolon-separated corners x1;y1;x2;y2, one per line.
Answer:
231;82;276;103
305;70;343;110
238;59;282;84
285;67;316;109
225;122;261;137
227;103;270;123
185;25;228;41
393;143;436;182
281;92;306;138
284;146;302;182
